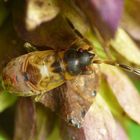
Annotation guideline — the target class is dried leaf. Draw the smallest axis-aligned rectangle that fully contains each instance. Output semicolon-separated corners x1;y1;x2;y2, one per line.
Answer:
60;95;117;140
14;97;36;140
14;97;56;140
38;65;99;128
101;64;140;124
111;28;140;65
13;0;87;50
73;0;124;40
0;19;25;73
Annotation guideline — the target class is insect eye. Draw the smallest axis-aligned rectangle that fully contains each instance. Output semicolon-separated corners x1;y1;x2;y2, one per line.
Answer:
67;58;81;75
64;49;78;61
78;51;95;67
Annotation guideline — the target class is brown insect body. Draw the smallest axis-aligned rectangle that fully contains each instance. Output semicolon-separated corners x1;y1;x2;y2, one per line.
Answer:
2;44;96;97
2;50;63;96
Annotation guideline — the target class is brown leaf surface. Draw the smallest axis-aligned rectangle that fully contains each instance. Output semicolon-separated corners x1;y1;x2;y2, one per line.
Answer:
14;98;55;140
13;0;81;50
38;65;99;128
101;64;140;124
60;95;117;140
14;97;36;140
0;19;25;73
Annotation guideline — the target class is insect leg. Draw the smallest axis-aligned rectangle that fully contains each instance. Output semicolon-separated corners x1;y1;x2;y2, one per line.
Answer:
65;17;92;46
24;42;38;53
116;64;140;75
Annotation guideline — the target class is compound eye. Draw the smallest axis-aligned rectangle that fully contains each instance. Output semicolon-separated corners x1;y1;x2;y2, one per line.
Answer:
78;51;95;67
64;49;78;62
67;58;81;75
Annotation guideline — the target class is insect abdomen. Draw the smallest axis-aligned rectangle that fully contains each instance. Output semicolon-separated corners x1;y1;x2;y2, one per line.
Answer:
2;51;65;96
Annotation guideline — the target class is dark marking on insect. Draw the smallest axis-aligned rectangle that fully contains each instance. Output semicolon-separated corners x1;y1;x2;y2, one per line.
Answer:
23;72;29;81
91;90;97;97
51;60;62;73
26;63;41;85
81;109;86;118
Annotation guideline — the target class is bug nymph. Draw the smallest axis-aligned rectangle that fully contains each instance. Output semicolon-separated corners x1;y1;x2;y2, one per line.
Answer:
2;50;63;96
2;46;95;96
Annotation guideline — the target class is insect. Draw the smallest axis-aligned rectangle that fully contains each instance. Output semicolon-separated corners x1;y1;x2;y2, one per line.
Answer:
2;43;95;95
2;18;140;96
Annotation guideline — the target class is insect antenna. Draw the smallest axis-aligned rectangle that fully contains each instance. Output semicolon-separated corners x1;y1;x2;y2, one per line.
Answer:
93;60;140;75
65;17;83;38
65;17;92;45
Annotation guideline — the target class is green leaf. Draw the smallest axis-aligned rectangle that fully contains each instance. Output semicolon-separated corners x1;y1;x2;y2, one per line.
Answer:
99;75;125;120
0;91;17;113
48;124;61;140
86;30;108;59
0;130;9;140
128;121;140;140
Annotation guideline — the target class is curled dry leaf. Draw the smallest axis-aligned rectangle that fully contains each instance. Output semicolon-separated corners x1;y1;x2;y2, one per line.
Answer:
111;29;140;65
73;0;124;40
38;64;99;128
14;97;36;140
60;95;117;140
101;64;140;124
